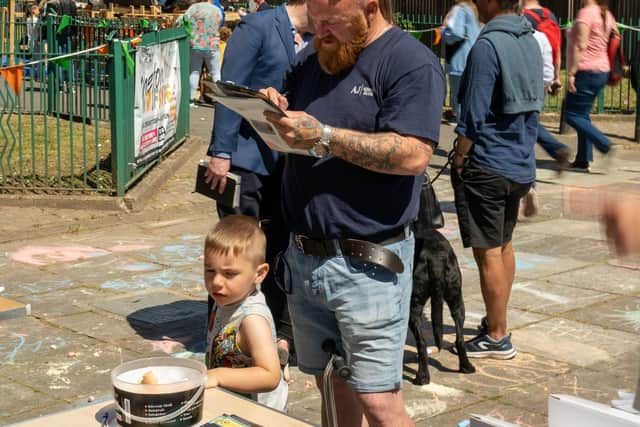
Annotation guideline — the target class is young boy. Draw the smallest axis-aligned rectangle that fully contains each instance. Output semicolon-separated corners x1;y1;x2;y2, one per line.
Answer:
204;215;287;411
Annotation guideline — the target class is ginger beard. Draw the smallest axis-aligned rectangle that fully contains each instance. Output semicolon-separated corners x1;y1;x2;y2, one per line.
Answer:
314;11;369;75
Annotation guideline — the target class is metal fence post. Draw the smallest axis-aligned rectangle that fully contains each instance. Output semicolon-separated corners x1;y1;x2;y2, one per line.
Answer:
108;39;132;196
636;96;640;142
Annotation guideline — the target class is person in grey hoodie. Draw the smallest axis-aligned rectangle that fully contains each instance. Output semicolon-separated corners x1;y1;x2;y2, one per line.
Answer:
451;0;544;359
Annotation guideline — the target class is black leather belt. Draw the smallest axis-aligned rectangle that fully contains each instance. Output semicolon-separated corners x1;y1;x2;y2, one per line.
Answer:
294;227;408;274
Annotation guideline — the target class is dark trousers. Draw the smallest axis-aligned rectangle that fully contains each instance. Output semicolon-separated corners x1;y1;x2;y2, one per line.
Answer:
208;158;292;340
537;125;568;160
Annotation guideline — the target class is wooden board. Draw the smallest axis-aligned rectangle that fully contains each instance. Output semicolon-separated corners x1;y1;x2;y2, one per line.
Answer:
11;387;313;426
0;296;30;320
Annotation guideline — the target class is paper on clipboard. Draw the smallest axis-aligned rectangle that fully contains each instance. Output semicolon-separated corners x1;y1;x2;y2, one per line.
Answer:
203;81;313;156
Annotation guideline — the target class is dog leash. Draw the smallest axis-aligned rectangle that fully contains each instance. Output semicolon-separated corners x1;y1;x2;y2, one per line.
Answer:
428;138;458;184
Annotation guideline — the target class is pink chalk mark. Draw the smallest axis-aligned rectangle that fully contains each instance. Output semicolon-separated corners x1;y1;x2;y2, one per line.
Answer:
10;243;155;266
149;339;182;354
10;245;110;266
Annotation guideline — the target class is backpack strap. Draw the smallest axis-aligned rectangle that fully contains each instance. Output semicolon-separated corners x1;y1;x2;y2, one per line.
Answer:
524;8;543;25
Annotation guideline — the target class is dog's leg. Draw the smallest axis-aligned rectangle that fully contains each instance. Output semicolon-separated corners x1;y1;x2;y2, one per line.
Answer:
430;296;444;350
409;299;431;385
445;263;475;374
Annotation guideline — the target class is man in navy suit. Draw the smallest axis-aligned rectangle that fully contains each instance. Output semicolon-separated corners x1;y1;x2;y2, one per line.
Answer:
205;0;310;367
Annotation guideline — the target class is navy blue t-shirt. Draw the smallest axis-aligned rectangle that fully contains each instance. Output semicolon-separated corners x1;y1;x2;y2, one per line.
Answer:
455;39;538;184
281;27;445;238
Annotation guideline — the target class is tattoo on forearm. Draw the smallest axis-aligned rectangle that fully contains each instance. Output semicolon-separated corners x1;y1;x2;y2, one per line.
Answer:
335;130;431;174
293;118;322;147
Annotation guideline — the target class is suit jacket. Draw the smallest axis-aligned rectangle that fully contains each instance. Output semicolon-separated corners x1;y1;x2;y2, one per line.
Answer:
208;4;295;175
257;1;271;12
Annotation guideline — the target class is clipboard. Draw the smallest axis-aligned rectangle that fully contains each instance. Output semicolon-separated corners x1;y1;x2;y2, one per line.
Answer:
202;81;314;156
194;159;242;209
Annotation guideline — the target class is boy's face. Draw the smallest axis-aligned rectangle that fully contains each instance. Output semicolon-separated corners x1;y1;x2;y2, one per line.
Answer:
204;249;268;307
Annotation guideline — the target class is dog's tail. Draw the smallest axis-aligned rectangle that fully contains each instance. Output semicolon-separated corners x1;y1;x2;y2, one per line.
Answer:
430;297;444;350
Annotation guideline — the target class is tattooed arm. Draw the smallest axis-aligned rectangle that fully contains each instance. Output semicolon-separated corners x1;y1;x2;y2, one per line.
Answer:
264;109;434;176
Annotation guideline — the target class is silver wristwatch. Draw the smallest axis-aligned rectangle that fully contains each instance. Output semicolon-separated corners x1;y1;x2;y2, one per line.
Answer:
309;124;332;158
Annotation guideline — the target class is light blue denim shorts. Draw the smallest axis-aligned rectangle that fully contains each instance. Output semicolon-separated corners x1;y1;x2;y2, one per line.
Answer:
284;232;414;392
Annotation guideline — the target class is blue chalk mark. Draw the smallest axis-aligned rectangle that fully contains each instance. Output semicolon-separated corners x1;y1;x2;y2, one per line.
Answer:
100;270;202;290
1;335;66;364
457;421;470;427
163;244;187;253
515;254;557;270
119;263;158;272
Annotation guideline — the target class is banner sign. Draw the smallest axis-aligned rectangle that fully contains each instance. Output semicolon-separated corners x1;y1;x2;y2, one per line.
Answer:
133;41;181;166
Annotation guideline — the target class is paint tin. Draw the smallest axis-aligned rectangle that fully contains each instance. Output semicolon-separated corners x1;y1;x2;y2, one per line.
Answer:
111;357;206;427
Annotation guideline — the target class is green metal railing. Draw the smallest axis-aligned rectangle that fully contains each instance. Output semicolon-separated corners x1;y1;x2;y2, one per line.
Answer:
395;14;639;115
0;10;189;194
108;27;190;196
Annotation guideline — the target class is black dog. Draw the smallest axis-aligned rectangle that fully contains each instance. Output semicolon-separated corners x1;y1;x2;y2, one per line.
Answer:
408;186;475;385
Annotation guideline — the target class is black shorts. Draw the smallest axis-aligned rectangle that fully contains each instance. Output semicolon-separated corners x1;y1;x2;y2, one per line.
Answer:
451;161;531;249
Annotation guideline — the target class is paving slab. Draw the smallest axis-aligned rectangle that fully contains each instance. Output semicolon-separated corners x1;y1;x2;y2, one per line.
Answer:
547;263;640;295
1;343;140;404
94;266;205;297
47;311;144;343
0;378;67;424
564;296;640;335
507;280;611;315
517;218;606;241
500;366;636;417
512;318;640;368
25;286;125;319
463;298;547;332
0;317;99;366
422;400;548;426
514;236;612;263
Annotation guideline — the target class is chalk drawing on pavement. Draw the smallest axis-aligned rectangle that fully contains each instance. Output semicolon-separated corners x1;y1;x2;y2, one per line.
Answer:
9;244;153;266
607;307;640;331
141;243;204;266
512;282;571;304
46;361;78;390
100;269;203;291
0;333;66;364
181;234;204;241
119;263;159;272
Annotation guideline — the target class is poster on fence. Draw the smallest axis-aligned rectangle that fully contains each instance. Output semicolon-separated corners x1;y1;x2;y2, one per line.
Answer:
133;41;181;166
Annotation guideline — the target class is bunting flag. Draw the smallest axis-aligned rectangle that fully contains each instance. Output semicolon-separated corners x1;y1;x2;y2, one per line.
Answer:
0;64;25;95
433;27;441;46
51;56;72;71
96;19;108;29
182;19;192;38
57;15;71;34
97;44;109;54
130;36;143;49
121;40;135;75
140;18;150;29
409;31;422;41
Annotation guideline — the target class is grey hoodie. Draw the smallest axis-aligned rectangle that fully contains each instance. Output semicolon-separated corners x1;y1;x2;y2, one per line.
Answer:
478;15;544;114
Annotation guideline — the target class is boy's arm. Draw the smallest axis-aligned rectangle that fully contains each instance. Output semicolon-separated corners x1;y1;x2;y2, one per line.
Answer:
206;315;281;393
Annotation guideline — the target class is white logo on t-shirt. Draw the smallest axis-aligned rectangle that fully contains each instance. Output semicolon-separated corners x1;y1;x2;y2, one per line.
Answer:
350;84;374;97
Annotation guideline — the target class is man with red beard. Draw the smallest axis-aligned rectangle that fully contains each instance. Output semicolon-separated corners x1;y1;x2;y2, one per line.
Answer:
263;0;444;425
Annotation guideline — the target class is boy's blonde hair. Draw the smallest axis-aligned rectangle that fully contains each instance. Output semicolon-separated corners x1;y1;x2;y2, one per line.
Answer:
204;215;266;266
